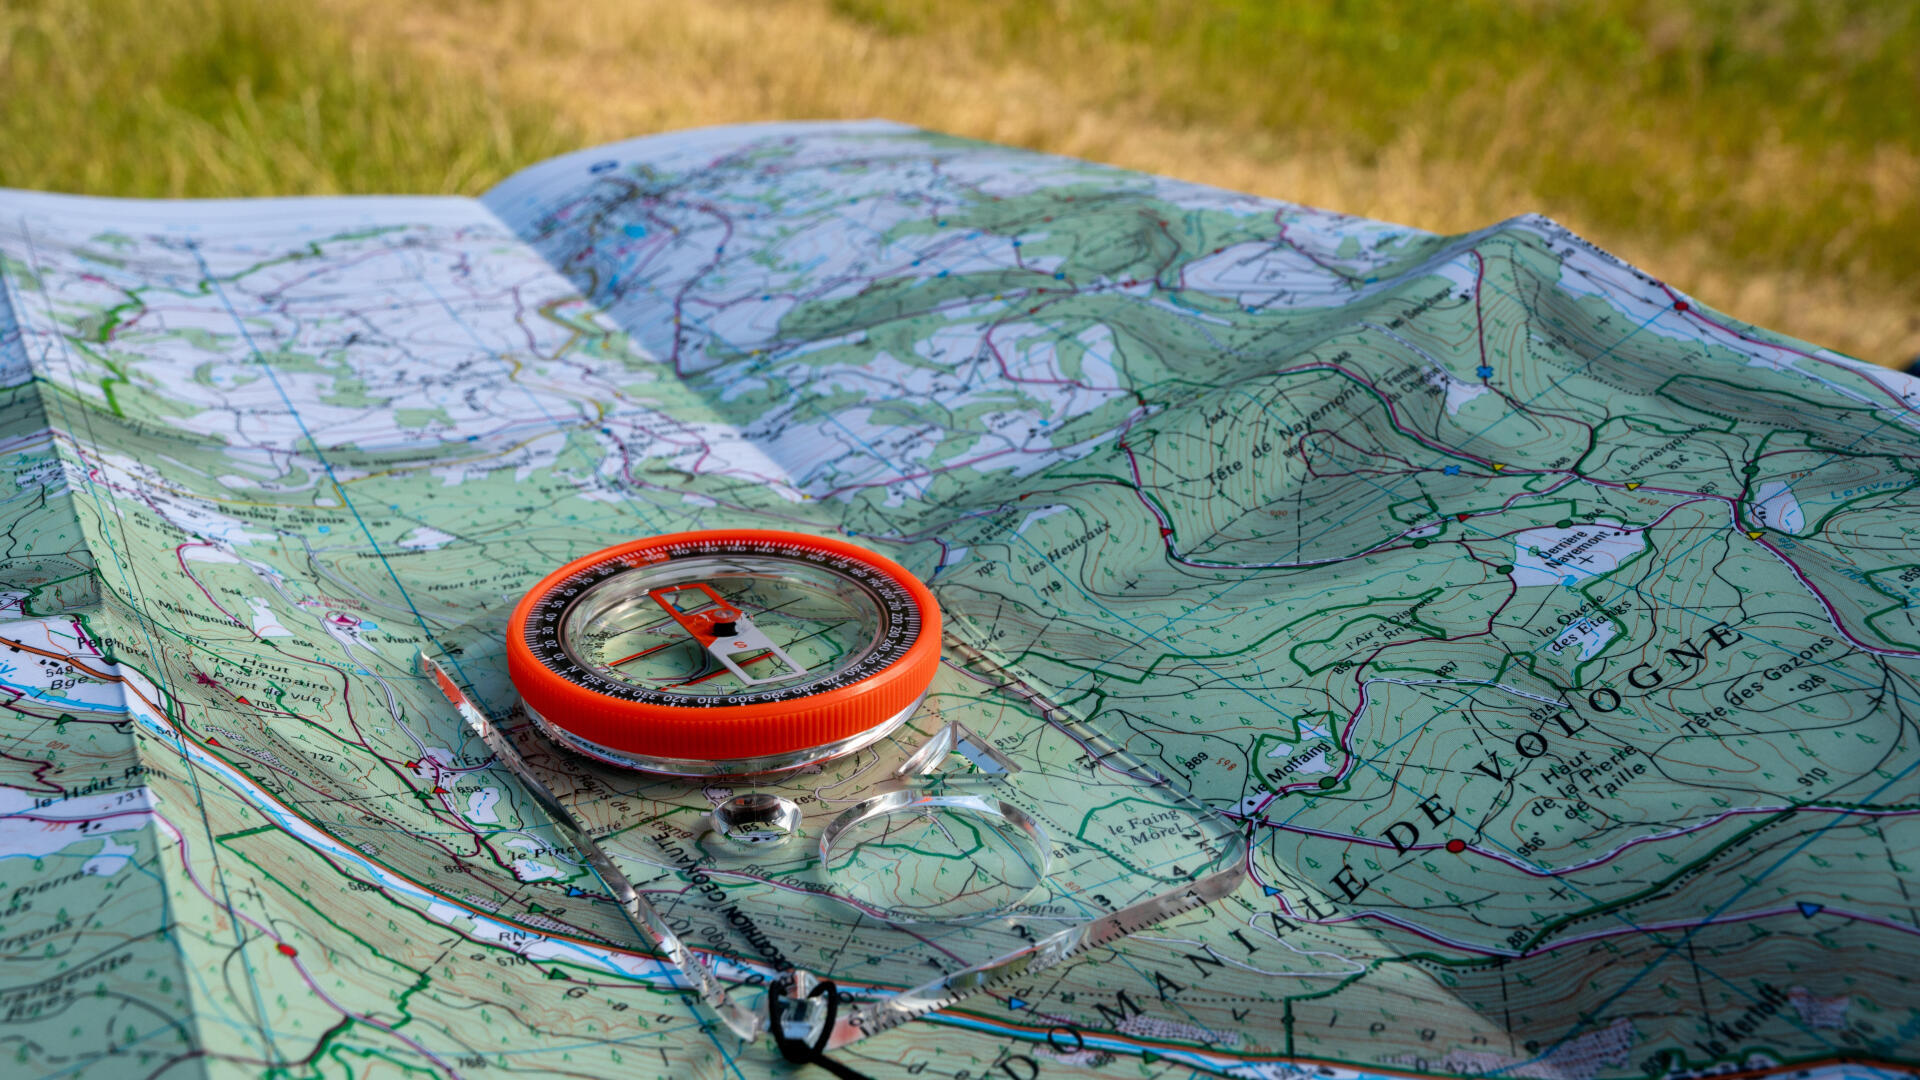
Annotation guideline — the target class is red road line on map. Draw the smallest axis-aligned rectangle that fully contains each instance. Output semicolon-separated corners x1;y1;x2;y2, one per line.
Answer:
0;633;125;689
1249;805;1920;878
1324;899;1920;961
1576;477;1920;660
936;990;1908;1080
1645;277;1920;418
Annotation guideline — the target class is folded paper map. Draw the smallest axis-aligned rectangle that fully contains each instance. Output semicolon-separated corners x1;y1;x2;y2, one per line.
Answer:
2;121;1916;1080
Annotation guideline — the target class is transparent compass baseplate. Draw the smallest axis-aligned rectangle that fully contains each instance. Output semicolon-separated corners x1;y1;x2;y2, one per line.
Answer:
421;645;1247;1051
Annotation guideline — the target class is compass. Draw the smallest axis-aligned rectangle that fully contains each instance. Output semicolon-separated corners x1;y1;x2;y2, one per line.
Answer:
506;529;942;776
430;530;1244;1051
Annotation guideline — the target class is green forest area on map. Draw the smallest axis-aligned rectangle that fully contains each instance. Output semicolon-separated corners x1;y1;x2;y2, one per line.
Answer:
0;122;1916;1080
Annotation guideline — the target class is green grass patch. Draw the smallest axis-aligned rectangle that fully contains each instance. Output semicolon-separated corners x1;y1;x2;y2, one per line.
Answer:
0;0;578;196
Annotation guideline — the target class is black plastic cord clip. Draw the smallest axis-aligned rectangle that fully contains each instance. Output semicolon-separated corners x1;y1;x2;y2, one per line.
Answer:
768;972;873;1080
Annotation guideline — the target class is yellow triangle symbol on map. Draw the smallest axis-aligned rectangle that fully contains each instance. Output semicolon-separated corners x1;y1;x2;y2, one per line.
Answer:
1625;482;1640;490
1746;530;1763;539
1491;463;1505;472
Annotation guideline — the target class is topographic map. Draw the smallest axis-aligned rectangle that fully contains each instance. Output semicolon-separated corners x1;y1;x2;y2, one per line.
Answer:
1;120;1917;1080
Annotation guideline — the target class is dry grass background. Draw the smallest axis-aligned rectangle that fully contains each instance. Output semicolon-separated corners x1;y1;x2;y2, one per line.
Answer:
3;0;1915;367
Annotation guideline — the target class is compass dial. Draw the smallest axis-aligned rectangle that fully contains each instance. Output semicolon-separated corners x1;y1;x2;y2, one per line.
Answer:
547;552;913;703
506;530;941;775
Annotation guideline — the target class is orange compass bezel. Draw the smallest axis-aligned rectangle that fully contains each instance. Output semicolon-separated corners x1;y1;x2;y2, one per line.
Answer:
505;529;942;766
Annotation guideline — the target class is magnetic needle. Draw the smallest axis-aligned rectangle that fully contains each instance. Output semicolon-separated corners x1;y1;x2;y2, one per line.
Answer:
506;529;941;776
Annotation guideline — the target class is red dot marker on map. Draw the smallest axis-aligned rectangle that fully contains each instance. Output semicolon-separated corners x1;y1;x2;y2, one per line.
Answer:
277;943;297;957
1673;300;1689;312
1445;839;1467;854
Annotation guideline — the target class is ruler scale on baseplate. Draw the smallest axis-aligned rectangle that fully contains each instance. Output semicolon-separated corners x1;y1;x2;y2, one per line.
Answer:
420;652;762;1037
423;528;1247;1053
